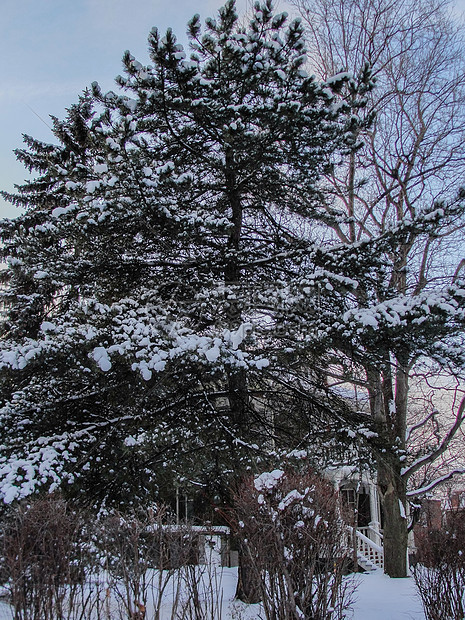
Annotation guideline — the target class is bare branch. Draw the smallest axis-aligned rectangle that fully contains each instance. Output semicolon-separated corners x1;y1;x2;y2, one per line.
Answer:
406;467;465;497
402;396;465;480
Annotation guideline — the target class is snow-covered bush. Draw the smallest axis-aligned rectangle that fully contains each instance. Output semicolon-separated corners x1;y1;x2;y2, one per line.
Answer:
233;469;357;619
411;507;465;620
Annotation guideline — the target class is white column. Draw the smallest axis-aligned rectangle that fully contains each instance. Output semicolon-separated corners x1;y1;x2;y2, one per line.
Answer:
368;483;381;541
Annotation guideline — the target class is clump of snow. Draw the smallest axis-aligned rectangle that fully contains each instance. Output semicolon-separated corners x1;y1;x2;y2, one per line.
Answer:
226;323;252;350
124;436;138;447
86;180;100;193
278;489;305;512
205;344;221;362
253;358;270;369
286;449;308;459
65;181;79;191
52;204;77;217
92;347;112;372
94;163;108;174
254;469;285;492
40;321;57;333
326;71;351;84
399;499;406;519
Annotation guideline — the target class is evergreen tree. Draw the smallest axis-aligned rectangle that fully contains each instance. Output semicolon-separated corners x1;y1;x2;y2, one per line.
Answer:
2;1;464;588
0;0;364;525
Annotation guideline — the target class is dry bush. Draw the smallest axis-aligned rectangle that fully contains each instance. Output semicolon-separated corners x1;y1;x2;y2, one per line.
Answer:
0;495;102;620
98;507;182;619
412;509;465;620
233;469;357;620
0;497;231;620
99;508;225;620
176;533;225;620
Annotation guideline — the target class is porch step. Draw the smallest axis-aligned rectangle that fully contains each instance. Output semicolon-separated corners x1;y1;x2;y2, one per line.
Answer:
357;553;377;572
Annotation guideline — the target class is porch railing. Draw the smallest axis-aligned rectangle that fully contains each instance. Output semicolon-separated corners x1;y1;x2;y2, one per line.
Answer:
357;525;383;547
354;528;384;569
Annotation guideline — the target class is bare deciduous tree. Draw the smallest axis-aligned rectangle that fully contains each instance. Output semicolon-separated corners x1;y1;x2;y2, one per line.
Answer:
290;0;465;577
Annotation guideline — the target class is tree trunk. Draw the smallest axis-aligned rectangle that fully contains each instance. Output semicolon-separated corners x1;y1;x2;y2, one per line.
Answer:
223;143;262;601
369;356;410;578
235;543;262;603
228;370;263;602
378;457;408;577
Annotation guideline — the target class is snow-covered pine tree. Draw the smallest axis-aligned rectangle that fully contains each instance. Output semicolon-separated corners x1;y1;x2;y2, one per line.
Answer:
0;0;365;525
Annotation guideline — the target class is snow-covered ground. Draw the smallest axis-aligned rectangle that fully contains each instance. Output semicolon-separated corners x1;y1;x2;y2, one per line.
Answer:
351;569;425;620
224;567;426;620
227;568;426;620
0;566;426;619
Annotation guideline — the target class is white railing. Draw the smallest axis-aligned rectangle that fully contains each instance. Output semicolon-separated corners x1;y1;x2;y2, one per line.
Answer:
355;529;384;568
358;526;383;547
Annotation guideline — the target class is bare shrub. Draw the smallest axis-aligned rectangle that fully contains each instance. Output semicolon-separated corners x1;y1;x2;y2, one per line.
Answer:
233;469;357;620
99;506;170;619
0;495;102;620
412;508;465;620
0;498;230;620
176;532;224;620
99;508;219;619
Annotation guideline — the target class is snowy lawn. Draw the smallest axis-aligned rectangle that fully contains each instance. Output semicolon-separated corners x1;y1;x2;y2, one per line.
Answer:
226;567;426;620
0;567;426;619
351;569;425;620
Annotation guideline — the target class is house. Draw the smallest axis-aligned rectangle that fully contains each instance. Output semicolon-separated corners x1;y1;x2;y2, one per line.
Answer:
325;466;384;570
170;464;386;571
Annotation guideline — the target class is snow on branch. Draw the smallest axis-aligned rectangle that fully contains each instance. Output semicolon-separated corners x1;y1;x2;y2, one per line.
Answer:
407;468;465;498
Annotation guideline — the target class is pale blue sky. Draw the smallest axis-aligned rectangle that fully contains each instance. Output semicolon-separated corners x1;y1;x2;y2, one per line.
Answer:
0;0;254;218
1;0;464;219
